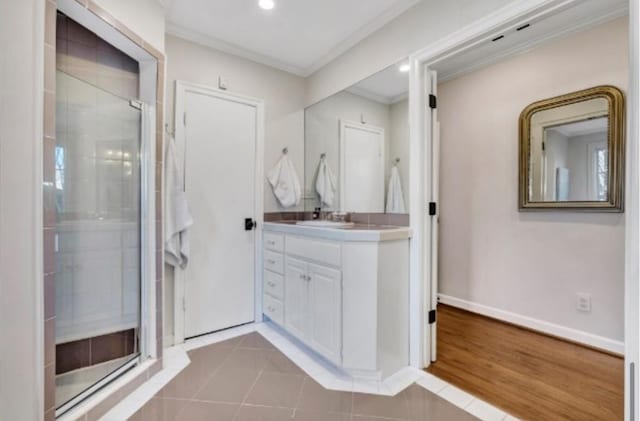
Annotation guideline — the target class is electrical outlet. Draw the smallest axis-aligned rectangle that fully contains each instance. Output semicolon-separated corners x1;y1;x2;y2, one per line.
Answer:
576;293;592;313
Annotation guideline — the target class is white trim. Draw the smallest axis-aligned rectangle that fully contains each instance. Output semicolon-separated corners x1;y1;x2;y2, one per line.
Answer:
625;1;639;420
338;120;385;213
439;294;625;355
303;0;421;77
166;23;307;76
172;80;265;344
165;0;420;77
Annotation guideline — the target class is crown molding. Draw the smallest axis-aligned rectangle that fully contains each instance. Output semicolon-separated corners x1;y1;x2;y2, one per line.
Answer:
303;0;421;76
166;22;309;76
166;0;420;77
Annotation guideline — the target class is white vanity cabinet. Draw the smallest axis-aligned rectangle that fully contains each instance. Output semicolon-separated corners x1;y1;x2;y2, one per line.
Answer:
284;257;342;364
262;222;411;380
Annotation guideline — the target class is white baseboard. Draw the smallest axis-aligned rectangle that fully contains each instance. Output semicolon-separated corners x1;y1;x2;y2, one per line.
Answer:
438;294;624;355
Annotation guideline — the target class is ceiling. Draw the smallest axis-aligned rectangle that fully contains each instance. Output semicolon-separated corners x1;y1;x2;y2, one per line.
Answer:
346;61;409;104
434;0;628;83
163;0;420;76
549;116;608;138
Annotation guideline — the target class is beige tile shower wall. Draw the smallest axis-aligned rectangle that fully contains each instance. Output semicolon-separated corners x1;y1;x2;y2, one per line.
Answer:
44;2;57;419
437;18;628;342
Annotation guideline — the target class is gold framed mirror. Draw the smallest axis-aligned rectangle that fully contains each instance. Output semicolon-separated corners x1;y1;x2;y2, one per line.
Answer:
519;85;625;212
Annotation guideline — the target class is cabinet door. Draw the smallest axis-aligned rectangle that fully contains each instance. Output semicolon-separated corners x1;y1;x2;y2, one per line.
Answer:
284;257;309;340
308;263;342;364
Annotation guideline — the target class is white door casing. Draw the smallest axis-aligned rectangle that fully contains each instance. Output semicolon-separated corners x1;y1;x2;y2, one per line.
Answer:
173;81;264;342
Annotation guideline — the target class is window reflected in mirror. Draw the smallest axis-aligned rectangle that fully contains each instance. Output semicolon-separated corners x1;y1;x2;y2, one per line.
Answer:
519;86;624;212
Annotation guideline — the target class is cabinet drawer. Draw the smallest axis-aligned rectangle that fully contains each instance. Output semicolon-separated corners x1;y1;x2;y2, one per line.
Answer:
264;294;283;325
264;250;284;274
264;270;284;300
286;236;341;267
264;233;284;252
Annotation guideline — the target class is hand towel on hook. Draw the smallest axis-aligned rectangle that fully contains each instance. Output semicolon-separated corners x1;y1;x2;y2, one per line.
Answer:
267;154;302;208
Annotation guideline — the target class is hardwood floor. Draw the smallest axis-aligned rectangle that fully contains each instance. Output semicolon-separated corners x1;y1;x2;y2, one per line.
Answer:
426;304;624;421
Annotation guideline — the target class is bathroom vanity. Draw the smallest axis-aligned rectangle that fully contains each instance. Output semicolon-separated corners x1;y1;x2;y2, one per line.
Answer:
262;221;411;380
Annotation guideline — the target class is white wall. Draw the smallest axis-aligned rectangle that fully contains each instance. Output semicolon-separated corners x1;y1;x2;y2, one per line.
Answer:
93;0;165;52
306;0;515;105
437;18;628;344
0;1;44;420
390;99;410;205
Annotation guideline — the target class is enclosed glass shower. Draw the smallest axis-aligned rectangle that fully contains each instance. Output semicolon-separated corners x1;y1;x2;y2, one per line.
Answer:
54;69;143;410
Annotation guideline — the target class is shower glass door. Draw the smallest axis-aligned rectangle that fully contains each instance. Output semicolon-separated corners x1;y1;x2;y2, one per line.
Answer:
55;70;142;410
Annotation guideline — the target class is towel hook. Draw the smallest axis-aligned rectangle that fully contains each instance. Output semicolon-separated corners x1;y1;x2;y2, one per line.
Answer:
320;153;326;160
394;157;400;165
282;147;288;155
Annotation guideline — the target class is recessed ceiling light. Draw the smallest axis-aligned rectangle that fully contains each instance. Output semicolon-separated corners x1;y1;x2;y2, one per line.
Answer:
399;63;410;73
259;0;275;10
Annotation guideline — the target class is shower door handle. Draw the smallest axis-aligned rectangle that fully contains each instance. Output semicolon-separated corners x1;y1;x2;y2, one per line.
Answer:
245;218;257;231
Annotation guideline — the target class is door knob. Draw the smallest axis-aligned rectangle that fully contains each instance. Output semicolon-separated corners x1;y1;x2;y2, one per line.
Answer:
245;218;257;231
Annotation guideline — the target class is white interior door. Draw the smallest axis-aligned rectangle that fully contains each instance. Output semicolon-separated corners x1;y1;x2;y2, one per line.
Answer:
429;70;440;362
179;86;260;339
340;120;385;212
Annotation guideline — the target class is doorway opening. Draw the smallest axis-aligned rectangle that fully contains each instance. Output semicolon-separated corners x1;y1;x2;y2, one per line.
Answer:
411;1;630;419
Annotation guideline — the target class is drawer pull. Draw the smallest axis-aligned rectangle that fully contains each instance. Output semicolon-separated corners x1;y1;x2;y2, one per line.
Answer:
267;259;276;264
268;240;276;245
267;281;275;287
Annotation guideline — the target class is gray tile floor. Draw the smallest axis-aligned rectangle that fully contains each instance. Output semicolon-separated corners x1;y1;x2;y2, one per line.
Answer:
130;332;477;421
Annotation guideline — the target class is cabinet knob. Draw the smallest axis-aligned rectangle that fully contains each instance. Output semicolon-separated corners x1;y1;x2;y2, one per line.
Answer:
268;259;276;264
299;274;306;280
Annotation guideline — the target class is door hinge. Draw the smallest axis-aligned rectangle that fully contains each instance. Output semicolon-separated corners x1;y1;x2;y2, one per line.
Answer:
429;94;437;109
428;202;437;216
428;309;437;324
183;112;187;126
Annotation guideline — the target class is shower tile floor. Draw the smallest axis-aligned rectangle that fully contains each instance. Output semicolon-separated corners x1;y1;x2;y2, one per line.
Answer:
130;332;478;421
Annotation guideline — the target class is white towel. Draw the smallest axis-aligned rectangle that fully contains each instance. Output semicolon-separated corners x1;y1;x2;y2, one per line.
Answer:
164;138;194;269
315;158;337;207
267;155;301;208
386;166;406;214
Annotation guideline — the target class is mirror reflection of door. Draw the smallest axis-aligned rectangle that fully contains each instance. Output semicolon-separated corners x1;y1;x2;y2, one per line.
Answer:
340;120;385;212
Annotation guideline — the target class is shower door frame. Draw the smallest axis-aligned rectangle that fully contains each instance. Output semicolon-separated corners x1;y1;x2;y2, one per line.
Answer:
43;0;165;419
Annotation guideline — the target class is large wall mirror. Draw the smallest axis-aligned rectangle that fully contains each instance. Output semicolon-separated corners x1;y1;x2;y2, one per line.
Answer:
519;85;625;212
304;60;409;216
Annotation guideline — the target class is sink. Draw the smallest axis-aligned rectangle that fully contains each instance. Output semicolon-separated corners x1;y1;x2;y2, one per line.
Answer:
296;220;355;228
